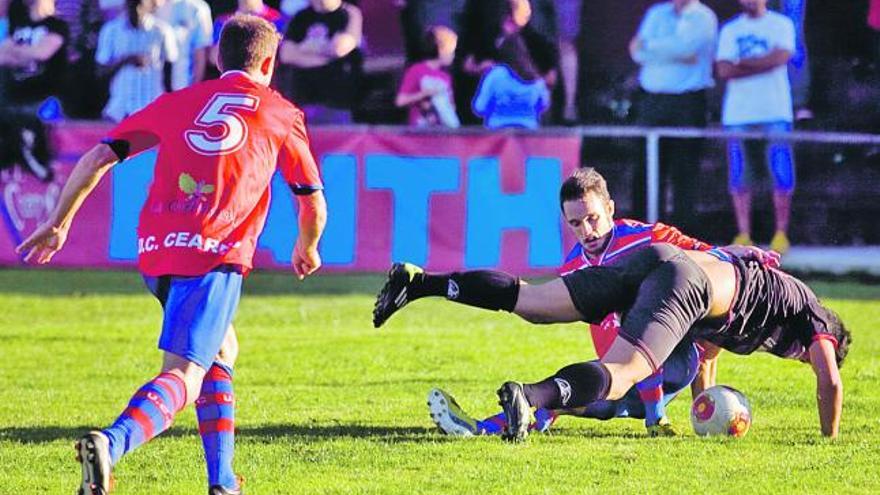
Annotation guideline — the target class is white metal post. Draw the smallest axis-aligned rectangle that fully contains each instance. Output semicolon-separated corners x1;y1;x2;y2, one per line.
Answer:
646;132;660;223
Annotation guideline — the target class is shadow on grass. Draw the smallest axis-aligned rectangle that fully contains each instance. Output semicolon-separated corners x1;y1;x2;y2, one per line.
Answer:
0;423;444;445
0;269;385;297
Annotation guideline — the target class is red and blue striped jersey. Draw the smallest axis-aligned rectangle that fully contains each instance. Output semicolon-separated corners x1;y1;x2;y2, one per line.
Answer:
557;218;713;358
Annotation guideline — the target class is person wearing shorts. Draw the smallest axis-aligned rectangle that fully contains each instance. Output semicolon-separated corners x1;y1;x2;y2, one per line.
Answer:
17;14;327;495
373;243;849;440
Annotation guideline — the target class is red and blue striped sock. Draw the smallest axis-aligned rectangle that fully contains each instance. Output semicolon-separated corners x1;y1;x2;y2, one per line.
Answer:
477;412;508;435
196;363;237;489
636;371;665;426
103;372;187;465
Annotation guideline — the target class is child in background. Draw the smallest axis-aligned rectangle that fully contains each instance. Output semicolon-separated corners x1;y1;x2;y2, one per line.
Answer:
471;58;550;130
395;25;460;128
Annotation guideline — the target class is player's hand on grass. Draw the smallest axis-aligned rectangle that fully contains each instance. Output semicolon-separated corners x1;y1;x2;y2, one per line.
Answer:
723;245;781;268
292;241;321;280
15;222;68;264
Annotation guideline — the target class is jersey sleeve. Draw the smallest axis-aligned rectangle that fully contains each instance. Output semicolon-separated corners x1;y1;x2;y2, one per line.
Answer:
651;222;713;251
277;112;323;194
104;94;169;157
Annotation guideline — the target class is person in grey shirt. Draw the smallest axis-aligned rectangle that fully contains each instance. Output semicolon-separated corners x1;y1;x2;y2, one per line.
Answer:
628;0;717;234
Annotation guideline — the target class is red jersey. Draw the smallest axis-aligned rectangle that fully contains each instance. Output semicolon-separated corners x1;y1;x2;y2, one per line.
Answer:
558;219;712;358
107;71;322;276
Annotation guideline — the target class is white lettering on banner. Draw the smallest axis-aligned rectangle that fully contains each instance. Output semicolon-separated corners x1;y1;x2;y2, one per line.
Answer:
139;232;241;256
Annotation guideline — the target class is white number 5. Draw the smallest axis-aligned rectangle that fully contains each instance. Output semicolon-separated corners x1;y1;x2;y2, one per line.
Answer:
184;93;260;156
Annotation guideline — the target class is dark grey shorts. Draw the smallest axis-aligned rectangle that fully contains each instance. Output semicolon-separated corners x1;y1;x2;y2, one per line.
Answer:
562;244;713;370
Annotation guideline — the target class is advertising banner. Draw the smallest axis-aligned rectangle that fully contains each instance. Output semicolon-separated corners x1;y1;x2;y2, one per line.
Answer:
1;125;581;275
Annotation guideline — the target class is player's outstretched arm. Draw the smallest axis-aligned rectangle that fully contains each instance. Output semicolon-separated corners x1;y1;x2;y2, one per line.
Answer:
809;338;843;438
15;143;120;263
292;190;327;279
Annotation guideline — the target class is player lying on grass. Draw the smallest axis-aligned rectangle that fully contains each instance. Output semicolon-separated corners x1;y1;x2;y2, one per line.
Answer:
424;168;774;437
374;243;849;440
16;15;327;495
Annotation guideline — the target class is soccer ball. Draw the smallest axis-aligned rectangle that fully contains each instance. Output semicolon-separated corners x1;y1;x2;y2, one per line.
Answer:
690;385;752;437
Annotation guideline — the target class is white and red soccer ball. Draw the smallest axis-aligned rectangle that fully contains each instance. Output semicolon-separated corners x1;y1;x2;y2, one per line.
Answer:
690;385;752;437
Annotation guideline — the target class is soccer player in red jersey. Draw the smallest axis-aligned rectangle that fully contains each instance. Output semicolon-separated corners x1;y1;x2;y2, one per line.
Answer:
413;169;778;436
16;15;326;495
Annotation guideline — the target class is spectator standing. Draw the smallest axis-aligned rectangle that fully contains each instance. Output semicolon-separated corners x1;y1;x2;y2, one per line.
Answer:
716;0;796;253
395;25;460;128
156;0;212;90
0;0;68;181
556;0;582;122
628;0;717;234
456;0;558;125
55;0;103;117
279;0;362;124
95;0;177;122
471;1;551;129
768;0;810;120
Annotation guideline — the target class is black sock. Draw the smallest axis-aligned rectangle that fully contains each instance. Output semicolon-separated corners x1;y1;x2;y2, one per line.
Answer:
524;361;612;410
409;270;520;312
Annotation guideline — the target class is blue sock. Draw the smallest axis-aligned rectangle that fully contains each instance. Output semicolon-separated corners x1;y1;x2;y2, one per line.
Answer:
636;372;665;426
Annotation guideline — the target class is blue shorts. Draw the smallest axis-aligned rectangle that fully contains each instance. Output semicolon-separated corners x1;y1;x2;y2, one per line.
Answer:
726;121;796;193
583;338;700;420
143;265;243;370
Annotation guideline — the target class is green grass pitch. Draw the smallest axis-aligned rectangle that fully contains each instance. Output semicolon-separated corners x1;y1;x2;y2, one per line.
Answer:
1;269;878;494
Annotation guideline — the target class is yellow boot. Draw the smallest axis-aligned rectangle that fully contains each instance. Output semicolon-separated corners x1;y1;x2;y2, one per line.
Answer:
770;231;790;254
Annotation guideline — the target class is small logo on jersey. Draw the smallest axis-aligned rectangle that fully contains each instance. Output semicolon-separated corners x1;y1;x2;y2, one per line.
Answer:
447;280;460;300
178;173;215;203
554;378;572;406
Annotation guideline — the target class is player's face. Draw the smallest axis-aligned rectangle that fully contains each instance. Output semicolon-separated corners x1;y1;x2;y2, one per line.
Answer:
562;193;615;256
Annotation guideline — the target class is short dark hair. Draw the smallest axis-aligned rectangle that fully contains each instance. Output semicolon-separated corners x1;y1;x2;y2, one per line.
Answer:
218;14;281;73
559;167;611;210
825;307;851;367
419;28;440;60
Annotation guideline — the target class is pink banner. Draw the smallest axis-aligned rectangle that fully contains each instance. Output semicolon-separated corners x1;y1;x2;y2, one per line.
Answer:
1;124;581;275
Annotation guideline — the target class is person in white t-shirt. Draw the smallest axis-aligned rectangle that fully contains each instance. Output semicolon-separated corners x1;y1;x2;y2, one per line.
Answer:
716;0;795;254
155;0;212;90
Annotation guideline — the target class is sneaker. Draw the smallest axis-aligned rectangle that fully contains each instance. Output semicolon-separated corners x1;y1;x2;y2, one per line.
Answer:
209;475;244;495
496;382;532;443
76;431;112;495
427;388;479;437
769;231;790;255
731;232;753;246
373;262;423;328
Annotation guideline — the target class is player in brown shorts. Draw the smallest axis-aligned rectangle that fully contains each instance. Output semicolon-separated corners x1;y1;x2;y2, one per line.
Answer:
373;243;850;440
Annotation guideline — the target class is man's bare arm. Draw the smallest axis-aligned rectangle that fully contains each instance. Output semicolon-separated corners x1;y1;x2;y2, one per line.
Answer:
809;338;843;438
